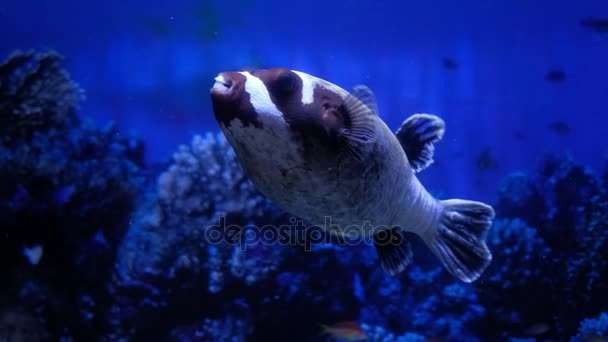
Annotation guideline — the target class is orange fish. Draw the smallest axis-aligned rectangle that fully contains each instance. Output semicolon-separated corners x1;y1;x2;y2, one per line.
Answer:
320;321;368;341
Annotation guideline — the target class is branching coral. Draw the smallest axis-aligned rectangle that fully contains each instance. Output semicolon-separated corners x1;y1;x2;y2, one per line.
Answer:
482;155;608;339
496;171;547;228
496;156;601;249
0;50;84;141
0;50;143;340
482;218;551;289
571;312;608;342
169;298;253;342
111;132;290;339
0;306;47;341
157;132;276;220
561;194;608;332
171;316;252;342
115;132;285;289
410;282;485;341
358;263;484;341
535;155;601;250
473;218;552;338
361;324;426;342
535;157;607;336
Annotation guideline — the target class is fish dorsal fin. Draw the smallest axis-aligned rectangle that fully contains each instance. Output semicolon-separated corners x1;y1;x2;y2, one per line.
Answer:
395;113;445;172
337;90;377;162
351;85;379;115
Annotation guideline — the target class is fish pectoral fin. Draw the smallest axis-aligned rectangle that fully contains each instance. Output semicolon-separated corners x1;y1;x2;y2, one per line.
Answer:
373;227;413;275
338;89;377;162
395;113;445;173
351;85;379;115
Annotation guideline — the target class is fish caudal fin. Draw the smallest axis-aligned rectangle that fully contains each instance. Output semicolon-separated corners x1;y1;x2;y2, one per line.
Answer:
425;199;495;283
373;227;413;275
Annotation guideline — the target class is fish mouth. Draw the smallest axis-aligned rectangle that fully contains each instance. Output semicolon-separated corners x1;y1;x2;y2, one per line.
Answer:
210;71;260;126
211;74;234;95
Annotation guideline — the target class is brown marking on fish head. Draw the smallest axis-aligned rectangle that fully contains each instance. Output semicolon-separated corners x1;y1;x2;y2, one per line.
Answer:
210;71;262;128
256;68;354;159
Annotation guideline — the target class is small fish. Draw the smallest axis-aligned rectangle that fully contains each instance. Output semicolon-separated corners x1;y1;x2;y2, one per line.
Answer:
210;68;495;283
442;58;458;70
22;244;43;265
548;121;570;135
580;17;608;33
545;69;566;83
476;147;498;170
320;321;368;341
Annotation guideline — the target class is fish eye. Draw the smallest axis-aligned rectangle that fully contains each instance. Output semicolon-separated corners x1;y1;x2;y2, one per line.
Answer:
275;71;296;93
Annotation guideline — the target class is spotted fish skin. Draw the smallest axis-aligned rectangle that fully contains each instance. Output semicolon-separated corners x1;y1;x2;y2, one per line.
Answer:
210;68;495;283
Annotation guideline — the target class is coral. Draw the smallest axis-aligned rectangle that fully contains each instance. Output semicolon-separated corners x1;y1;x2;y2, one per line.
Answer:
497;155;601;250
474;218;552;338
481;218;551;289
169;298;253;342
246;242;363;341
0;50;84;142
537;155;601;250
358;269;405;329
485;155;608;339
157;132;273;219
5;49;608;342
361;324;426;342
170;316;252;342
575;195;608;294
0;306;47;341
0;50;143;341
114;133;286;289
496;171;546;227
561;194;608;331
111;132;289;339
571;312;608;342
359;263;483;341
0;117;144;265
410;282;484;341
538;157;607;336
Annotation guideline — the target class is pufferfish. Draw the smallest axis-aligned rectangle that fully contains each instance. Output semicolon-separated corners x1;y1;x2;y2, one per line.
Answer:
209;68;495;283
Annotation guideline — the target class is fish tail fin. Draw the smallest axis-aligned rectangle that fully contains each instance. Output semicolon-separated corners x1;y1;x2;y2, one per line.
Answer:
423;199;495;283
